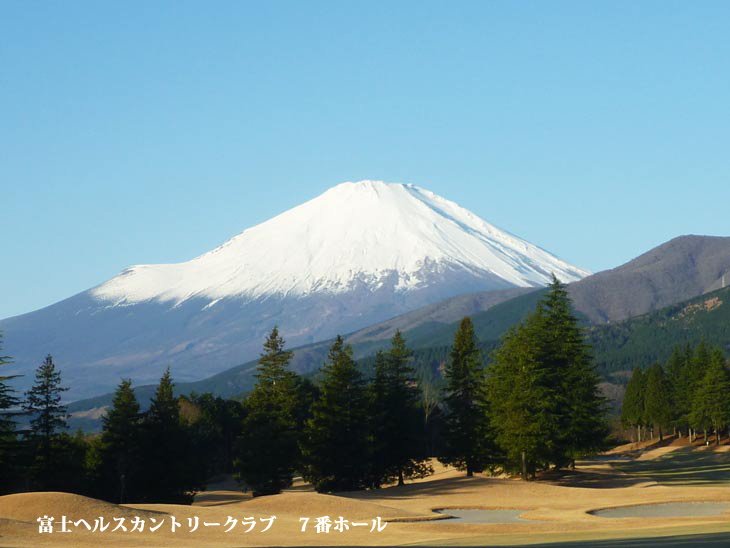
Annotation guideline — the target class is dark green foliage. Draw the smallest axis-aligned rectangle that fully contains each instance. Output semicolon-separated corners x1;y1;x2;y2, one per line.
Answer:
0;332;21;493
440;317;494;476
97;379;142;502
234;327;302;496
619;341;729;443
664;346;691;432
23;354;69;488
643;364;672;440
541;277;608;466
486;310;557;479
416;363;443;457
621;368;645;440
691;352;730;443
486;278;607;479
138;368;204;503
184;393;245;477
369;331;432;487
367;351;389;487
49;430;89;494
588;286;730;376
302;336;371;492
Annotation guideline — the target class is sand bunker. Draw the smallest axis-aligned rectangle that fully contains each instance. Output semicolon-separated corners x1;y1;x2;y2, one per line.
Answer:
433;508;530;523
591;501;730;519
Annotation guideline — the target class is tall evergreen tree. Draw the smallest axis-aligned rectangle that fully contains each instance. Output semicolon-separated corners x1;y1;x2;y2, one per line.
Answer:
643;363;672;441
691;352;730;445
368;350;390;488
302;336;370;492
621;367;646;442
487;278;606;478
139;367;202;502
99;379;141;502
440;317;494;476
541;276;608;467
688;340;713;441
23;354;68;488
0;332;21;493
486;309;558;480
235;327;301;496
369;331;431;487
664;346;688;435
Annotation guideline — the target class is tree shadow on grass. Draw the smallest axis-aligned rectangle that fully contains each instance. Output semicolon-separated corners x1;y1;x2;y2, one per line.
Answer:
613;447;730;486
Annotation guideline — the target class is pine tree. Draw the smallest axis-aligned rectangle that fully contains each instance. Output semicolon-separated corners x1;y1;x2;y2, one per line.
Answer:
691;352;730;445
100;379;141;502
486;309;558;480
369;331;432;487
301;336;370;492
644;363;672;441
139;367;202;502
440;317;494;476
0;332;21;493
541;276;607;467
23;354;69;488
367;350;390;488
621;367;645;442
234;327;301;496
664;346;688;435
688;341;713;441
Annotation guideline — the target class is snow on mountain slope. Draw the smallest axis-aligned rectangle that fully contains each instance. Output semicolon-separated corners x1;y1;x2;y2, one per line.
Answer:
1;180;590;400
92;181;589;306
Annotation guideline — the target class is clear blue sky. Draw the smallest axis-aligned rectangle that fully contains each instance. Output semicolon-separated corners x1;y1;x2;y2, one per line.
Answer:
2;1;729;319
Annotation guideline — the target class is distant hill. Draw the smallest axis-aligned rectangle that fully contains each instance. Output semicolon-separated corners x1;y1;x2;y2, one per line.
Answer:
587;285;730;376
568;235;730;323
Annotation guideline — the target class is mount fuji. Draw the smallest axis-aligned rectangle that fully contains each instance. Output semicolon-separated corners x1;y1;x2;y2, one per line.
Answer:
1;181;588;399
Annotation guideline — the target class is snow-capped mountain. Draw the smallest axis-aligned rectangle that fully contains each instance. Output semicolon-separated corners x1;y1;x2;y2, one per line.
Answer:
1;181;588;399
93;181;587;305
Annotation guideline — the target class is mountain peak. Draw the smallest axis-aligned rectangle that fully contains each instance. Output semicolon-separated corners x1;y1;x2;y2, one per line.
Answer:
91;181;589;306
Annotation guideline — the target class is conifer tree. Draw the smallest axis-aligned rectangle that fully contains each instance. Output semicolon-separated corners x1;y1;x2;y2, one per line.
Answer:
691;352;730;445
664;346;688;435
301;336;370;492
486;309;557;479
541;276;607;467
139;367;202;502
367;350;390;488
643;363;672;441
621;367;645;442
235;327;301;496
100;379;141;502
0;332;21;493
23;354;68;488
440;317;494;476
369;331;431;487
688;341;713;441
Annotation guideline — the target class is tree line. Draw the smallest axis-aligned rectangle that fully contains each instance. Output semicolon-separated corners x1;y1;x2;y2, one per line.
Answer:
0;277;608;499
621;340;730;444
0;337;243;501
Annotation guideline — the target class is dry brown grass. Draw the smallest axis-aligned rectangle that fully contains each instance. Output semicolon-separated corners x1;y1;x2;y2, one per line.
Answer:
3;452;730;547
